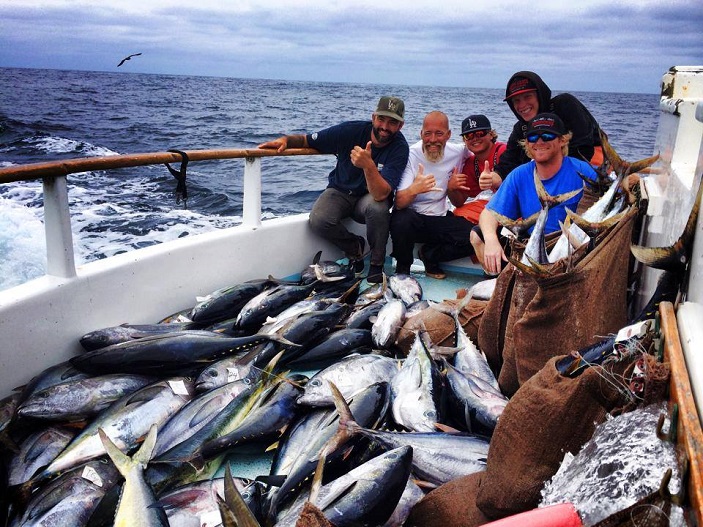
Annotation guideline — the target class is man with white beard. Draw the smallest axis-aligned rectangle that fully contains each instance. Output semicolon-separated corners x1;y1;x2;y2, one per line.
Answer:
390;111;472;278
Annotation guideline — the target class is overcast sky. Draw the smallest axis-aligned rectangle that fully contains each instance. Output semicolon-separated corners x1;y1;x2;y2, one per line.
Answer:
1;0;702;94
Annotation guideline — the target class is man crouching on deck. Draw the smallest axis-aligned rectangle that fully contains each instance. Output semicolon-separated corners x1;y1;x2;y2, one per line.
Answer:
390;110;471;279
258;96;409;284
470;112;597;276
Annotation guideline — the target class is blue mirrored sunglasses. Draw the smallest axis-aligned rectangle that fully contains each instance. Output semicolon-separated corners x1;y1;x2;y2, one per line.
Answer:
526;132;559;143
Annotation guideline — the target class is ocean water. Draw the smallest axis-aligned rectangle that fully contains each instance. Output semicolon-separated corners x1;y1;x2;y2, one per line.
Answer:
0;67;660;290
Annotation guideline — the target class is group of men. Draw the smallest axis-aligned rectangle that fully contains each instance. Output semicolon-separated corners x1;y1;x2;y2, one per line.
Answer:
258;71;601;283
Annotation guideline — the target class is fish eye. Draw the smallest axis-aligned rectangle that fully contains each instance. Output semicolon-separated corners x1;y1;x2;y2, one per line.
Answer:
310;379;321;387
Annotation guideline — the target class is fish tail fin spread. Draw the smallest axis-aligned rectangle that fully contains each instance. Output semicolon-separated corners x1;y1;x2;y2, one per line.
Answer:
631;177;702;272
601;128;660;176
99;424;158;475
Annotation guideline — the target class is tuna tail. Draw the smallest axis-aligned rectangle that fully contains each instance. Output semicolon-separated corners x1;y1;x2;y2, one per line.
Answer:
566;207;628;237
309;382;358;503
216;464;262;527
600;129;660;177
490;209;540;239
99;424;158;475
630;177;702;273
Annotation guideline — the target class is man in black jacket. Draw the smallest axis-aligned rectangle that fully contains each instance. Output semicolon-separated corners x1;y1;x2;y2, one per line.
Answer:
489;71;602;183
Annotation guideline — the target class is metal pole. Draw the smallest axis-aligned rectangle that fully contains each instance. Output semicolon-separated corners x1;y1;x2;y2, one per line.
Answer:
43;176;76;278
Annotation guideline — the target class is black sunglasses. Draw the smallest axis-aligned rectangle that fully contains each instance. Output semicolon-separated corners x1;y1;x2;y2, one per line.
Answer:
526;132;559;143
462;130;488;141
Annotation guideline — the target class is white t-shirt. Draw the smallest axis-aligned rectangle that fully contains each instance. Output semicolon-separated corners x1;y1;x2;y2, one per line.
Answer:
398;141;467;216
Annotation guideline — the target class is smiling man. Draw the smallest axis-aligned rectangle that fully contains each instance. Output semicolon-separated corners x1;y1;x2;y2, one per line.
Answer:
390;111;471;279
487;71;603;186
471;113;597;275
258;96;409;283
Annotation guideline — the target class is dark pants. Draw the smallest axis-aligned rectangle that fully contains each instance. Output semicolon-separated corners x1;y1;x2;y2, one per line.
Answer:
390;208;474;267
309;188;392;266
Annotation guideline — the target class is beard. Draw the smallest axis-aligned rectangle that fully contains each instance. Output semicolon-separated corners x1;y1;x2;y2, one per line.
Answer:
372;124;398;146
423;142;445;162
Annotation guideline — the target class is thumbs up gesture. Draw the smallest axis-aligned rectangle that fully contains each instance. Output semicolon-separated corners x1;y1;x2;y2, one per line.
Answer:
350;141;374;169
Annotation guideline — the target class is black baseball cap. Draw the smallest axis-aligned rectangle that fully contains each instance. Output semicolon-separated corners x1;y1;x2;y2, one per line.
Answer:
504;76;538;101
527;113;567;136
461;115;492;135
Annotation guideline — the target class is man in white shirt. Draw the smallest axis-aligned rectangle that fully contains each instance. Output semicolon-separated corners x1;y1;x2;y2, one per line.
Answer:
390;111;473;278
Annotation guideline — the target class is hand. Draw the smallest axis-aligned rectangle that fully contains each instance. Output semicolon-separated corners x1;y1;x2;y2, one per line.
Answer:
350;141;375;170
448;167;471;193
479;161;497;191
413;164;441;193
483;238;507;275
258;137;288;153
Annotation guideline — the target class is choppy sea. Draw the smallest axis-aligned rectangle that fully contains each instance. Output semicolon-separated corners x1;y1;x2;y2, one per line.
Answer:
0;67;660;291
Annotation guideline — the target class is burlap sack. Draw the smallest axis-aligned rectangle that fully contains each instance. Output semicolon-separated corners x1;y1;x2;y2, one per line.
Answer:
295;502;334;527
476;353;644;519
396;298;488;356
496;207;638;397
477;265;516;378
404;472;491;527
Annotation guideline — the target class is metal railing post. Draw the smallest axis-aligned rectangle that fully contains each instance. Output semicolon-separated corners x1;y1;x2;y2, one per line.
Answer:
243;157;262;228
43;176;77;278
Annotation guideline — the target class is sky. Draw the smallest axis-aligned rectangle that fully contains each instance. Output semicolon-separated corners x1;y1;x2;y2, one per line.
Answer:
1;0;702;94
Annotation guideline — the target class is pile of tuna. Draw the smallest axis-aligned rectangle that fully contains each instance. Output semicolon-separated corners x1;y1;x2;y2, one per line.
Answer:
0;259;506;527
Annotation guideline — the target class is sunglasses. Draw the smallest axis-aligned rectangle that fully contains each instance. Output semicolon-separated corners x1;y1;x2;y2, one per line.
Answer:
462;130;488;141
526;132;559;143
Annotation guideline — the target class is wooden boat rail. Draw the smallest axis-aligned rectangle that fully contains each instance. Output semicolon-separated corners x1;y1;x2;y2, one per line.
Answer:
659;301;703;525
0;147;324;280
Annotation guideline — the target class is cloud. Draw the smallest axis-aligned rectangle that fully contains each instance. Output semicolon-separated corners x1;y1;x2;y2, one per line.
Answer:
0;0;701;93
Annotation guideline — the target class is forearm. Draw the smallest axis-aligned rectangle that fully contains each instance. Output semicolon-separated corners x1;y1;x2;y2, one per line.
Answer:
395;187;418;209
365;168;392;201
447;189;468;207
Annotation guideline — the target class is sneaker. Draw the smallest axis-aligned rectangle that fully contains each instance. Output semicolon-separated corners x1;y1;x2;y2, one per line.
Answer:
366;264;385;283
352;259;365;274
419;246;446;280
395;264;411;275
424;262;446;280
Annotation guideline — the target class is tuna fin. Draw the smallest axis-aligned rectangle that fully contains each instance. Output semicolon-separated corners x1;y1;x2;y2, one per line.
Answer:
217;464;262;527
631;177;701;273
600;129;660;176
490;209;540;238
99;424;158;476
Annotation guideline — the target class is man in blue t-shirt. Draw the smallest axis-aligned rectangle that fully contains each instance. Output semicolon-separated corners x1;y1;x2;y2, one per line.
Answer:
470;112;597;275
258;96;409;283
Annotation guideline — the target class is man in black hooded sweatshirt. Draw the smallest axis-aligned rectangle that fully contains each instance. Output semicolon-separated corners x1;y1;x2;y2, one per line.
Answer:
489;71;603;183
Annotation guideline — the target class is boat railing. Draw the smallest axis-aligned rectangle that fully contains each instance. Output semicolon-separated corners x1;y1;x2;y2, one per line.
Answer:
0;147;323;280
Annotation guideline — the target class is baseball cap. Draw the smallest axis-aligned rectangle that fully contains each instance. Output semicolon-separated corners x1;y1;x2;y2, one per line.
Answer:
375;96;405;122
504;76;538;101
526;113;567;136
461;115;492;135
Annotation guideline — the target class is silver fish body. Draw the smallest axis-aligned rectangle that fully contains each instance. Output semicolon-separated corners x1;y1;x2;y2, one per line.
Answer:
275;446;413;527
444;361;508;433
390;332;442;432
9;426;76;486
14;458;121;527
346;424;489;486
38;377;194;480
388;274;422;305
265;382;390;522
17;374;155;421
297;354;397;407
371;298;406;349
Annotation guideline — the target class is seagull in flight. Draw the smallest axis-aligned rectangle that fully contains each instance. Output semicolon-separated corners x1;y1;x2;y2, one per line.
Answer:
117;53;142;67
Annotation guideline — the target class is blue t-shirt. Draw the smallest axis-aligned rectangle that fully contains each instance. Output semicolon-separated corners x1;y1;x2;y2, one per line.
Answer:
307;121;409;196
487;156;597;234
